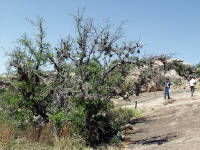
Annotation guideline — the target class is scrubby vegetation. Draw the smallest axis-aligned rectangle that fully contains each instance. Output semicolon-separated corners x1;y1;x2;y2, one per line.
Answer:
195;63;200;77
0;11;143;148
166;59;195;78
1;10;196;149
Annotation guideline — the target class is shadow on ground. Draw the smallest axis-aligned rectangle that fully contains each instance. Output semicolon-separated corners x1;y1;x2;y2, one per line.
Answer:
129;117;153;125
129;133;177;145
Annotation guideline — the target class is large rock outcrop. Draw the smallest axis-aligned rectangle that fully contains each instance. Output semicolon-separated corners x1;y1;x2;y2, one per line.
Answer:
125;58;194;94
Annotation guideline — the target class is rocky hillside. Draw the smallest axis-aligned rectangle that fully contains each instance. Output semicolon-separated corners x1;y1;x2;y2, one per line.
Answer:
125;58;195;94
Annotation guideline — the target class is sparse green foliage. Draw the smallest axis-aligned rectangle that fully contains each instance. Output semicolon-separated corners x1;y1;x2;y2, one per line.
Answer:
173;79;182;87
0;87;32;129
106;60;132;96
166;60;194;77
4;17;52;123
0;11;142;146
110;108;142;131
49;112;67;131
196;63;200;77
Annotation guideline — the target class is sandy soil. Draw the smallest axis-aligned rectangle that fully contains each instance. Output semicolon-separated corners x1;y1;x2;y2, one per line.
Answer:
120;90;200;150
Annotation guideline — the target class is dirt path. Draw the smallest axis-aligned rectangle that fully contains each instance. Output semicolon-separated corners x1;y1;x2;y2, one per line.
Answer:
121;90;200;150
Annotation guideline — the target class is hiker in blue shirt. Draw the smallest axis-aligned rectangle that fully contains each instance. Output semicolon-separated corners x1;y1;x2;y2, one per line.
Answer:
164;78;171;99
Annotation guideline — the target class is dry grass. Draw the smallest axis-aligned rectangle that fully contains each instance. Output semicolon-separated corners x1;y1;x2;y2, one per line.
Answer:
0;122;86;150
0;139;122;150
0;123;12;142
0;138;124;150
0;137;85;150
0;122;122;150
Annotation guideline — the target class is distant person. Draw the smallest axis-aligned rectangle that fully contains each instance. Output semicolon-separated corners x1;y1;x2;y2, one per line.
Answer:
189;77;196;96
164;78;171;100
184;87;187;97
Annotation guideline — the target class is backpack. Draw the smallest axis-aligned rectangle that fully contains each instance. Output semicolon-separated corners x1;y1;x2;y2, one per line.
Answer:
165;82;170;88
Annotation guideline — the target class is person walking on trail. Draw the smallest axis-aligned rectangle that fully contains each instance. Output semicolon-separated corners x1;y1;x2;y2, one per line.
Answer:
164;78;171;100
190;77;196;96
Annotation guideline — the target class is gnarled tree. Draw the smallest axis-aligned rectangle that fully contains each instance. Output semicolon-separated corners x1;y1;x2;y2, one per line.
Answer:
1;12;142;145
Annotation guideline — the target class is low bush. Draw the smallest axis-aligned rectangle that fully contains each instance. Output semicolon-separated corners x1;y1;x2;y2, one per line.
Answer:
166;61;195;77
110;108;142;132
173;79;183;87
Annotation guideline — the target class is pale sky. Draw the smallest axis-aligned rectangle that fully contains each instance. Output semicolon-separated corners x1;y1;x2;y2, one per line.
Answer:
1;0;200;73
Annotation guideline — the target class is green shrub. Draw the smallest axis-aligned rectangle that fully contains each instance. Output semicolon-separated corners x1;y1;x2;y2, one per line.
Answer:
173;79;182;87
166;61;194;77
196;63;200;77
110;108;142;131
49;112;68;131
0;87;32;129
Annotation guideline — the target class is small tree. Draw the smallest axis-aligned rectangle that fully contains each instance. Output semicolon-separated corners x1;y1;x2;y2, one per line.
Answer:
48;11;141;144
1;11;142;145
2;17;52;122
